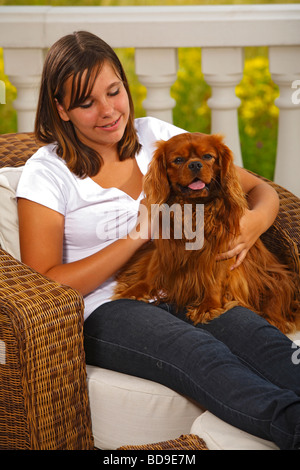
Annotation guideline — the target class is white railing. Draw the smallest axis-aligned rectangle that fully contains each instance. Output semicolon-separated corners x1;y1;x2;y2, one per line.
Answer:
0;5;300;196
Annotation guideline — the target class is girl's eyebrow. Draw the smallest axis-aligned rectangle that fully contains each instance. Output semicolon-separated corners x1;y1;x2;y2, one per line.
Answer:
107;80;122;90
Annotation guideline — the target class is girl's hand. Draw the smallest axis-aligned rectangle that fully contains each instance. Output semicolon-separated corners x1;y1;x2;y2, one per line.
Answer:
217;208;265;270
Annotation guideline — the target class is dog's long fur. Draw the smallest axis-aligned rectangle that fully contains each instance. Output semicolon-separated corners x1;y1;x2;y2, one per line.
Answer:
113;132;300;333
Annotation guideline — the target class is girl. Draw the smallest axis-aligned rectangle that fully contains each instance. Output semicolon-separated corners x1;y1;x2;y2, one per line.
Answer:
17;31;300;450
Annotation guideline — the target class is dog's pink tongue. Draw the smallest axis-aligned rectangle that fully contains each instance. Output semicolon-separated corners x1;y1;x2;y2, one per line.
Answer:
188;180;206;190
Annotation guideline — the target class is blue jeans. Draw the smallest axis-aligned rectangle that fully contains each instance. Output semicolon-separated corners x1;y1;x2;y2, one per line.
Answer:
83;300;300;449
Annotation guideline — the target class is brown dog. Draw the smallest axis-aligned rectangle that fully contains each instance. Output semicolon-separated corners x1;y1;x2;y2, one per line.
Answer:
113;132;300;333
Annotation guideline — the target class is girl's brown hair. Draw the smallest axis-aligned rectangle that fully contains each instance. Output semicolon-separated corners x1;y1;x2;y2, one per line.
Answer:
35;31;141;177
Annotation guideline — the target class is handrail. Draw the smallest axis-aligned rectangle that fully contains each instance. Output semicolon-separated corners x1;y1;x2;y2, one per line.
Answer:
0;5;300;48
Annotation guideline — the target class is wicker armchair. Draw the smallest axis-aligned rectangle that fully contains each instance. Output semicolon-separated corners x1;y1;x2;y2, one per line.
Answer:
0;132;299;450
0;133;94;449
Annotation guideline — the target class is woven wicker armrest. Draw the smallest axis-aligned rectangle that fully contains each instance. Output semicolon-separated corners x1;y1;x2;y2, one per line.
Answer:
0;248;94;450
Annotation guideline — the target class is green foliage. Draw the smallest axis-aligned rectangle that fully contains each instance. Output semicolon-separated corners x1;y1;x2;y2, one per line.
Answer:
0;48;17;134
172;48;211;135
237;56;279;180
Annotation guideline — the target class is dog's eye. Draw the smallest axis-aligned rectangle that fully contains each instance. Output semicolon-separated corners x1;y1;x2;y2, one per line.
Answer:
202;154;214;160
173;157;185;164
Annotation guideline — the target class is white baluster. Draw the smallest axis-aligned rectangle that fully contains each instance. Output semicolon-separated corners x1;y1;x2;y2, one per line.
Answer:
135;48;178;123
3;48;45;133
201;47;244;166
269;46;300;197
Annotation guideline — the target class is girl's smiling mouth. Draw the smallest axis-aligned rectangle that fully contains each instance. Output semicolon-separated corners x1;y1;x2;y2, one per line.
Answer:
99;116;121;130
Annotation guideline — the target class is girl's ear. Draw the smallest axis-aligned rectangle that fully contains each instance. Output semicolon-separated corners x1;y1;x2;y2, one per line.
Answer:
55;98;70;122
143;140;170;206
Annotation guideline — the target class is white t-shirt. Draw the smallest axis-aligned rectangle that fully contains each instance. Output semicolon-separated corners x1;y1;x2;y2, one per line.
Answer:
16;117;186;319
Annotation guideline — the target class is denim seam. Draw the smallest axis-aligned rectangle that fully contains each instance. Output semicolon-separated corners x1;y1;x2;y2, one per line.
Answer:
228;351;276;385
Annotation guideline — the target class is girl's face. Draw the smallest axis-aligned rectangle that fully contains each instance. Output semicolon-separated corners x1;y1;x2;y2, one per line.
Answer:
56;61;130;159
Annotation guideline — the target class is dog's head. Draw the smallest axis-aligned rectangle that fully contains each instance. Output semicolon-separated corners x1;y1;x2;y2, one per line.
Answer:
144;132;235;205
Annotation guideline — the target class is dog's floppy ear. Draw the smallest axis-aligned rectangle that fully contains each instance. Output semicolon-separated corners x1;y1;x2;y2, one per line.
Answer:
213;134;246;231
143;140;171;205
213;134;235;185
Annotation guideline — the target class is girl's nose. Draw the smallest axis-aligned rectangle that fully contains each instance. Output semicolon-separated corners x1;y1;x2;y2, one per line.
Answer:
98;98;114;117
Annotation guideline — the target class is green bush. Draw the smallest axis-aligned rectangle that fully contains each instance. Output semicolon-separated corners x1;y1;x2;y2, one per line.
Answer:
236;56;279;180
0;48;17;134
172;48;211;135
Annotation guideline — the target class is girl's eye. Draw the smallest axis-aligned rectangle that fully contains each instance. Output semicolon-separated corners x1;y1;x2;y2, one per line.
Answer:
80;101;93;109
108;88;120;97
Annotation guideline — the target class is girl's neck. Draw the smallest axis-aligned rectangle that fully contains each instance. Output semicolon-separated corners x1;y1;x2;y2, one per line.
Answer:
96;143;120;164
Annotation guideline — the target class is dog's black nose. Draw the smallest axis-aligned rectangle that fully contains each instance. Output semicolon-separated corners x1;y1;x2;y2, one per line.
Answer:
188;161;203;172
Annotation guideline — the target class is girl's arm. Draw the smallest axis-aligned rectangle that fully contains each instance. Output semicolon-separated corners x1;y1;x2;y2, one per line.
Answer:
217;166;279;269
18;198;149;296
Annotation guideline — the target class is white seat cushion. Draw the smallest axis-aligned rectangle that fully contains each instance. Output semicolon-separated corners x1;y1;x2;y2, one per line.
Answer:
190;412;278;450
0;166;23;260
86;365;204;450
